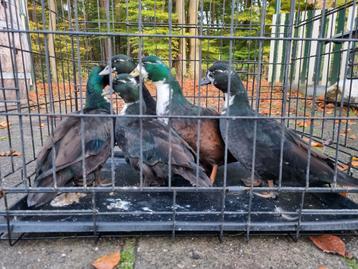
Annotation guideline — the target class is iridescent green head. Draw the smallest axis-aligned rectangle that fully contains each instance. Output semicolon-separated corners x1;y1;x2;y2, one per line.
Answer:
86;65;110;110
130;55;170;82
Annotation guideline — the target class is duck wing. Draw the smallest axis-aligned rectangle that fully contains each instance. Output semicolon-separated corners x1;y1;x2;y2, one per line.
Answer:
28;109;113;207
221;110;357;186
116;118;211;187
141;83;157;115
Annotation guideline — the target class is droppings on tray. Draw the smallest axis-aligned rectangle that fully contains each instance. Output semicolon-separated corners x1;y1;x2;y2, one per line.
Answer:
142;207;153;212
106;198;131;210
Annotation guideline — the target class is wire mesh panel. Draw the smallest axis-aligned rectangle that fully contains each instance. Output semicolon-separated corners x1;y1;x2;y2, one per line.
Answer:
0;0;358;243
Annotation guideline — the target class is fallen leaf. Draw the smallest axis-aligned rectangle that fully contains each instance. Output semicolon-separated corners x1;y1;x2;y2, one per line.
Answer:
309;234;350;257
92;252;121;269
326;103;336;109
343;128;352;134
0;136;7;141
302;137;323;148
317;266;329;269
259;108;271;115
39;123;45;128
351;157;358;168
50;193;87;207
317;102;325;108
0;150;22;157
349;134;357;140
338;163;350;171
311;141;323;148
339;192;348;197
0;121;10;129
297;120;310;128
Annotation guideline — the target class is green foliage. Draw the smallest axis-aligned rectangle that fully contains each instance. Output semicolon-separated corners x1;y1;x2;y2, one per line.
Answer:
26;0;336;81
118;239;136;269
345;258;358;269
122;0;179;62
28;2;95;81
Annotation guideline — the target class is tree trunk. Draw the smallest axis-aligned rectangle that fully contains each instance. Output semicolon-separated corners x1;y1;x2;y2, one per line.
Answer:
188;0;200;80
211;1;215;27
175;0;186;80
48;0;57;83
100;0;110;60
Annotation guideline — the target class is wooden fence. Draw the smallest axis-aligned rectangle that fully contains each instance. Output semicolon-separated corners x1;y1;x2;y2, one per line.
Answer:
268;5;357;91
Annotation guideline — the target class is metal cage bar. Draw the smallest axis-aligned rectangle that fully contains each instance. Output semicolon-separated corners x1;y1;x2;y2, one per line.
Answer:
0;0;358;242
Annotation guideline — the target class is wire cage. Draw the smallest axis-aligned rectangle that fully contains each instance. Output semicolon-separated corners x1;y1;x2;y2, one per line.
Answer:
1;0;358;243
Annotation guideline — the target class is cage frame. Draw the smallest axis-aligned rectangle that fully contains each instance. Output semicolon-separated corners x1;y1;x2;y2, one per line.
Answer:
0;0;358;245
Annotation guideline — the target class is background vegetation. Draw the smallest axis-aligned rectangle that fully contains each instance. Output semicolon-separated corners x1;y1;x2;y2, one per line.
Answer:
27;0;342;82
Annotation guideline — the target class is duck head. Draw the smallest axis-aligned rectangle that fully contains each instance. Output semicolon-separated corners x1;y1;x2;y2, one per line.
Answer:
85;65;110;110
200;61;246;96
99;54;137;75
130;55;170;82
88;65;110;87
112;73;141;103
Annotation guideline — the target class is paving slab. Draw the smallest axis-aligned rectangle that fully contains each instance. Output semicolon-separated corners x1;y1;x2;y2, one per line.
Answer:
135;235;357;269
0;237;124;269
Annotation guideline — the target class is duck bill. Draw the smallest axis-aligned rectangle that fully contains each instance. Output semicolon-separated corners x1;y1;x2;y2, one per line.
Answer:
199;77;211;86
99;65;113;76
129;67;140;78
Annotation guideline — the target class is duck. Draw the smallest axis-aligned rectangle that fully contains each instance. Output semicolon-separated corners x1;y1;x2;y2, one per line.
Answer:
130;55;236;184
200;61;358;189
27;66;113;208
99;54;156;115
111;73;212;187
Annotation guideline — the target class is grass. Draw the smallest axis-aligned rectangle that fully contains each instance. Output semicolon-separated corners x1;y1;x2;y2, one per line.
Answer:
345;258;358;269
118;239;136;269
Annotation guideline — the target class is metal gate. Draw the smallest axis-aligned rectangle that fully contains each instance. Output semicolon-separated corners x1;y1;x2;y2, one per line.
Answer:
0;0;358;244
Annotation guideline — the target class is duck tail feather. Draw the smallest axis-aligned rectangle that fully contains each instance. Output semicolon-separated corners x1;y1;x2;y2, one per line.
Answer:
337;172;358;187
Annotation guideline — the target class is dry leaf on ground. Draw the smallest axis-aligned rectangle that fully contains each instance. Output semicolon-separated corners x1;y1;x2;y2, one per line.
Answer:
92;252;121;269
325;103;336;109
338;163;350;171
0;121;10;129
317;266;329;269
302;137;323;148
309;234;351;258
297;120;311;128
311;141;324;148
351;157;358;168
0;150;22;157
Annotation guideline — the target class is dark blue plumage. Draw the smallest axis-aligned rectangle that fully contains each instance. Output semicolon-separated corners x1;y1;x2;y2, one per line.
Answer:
201;61;358;188
100;54;157;115
112;73;212;187
27;66;113;207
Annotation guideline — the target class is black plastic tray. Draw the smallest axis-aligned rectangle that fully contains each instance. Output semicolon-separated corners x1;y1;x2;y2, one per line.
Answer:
1;154;358;234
